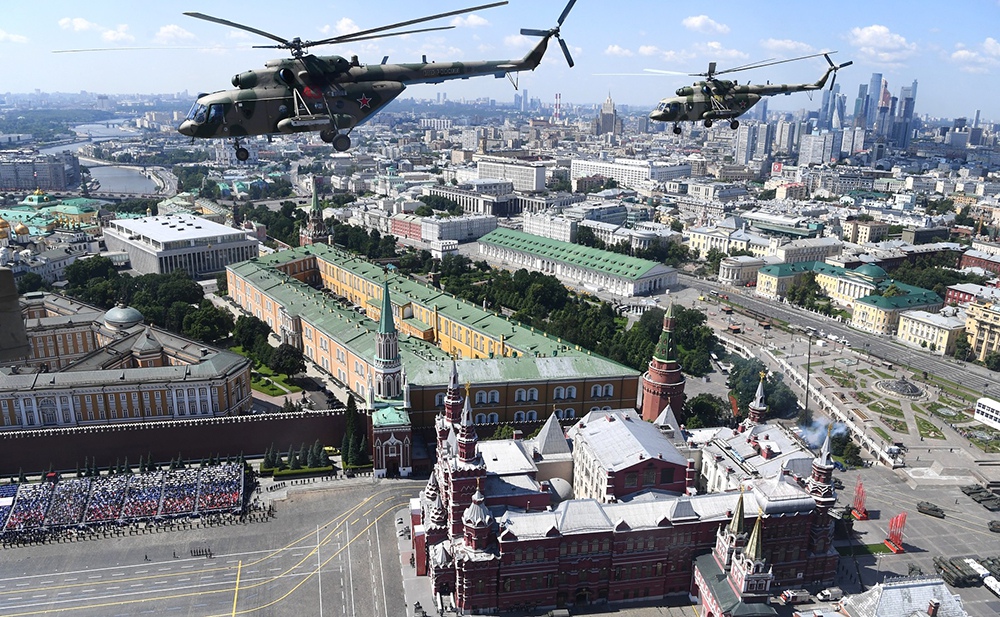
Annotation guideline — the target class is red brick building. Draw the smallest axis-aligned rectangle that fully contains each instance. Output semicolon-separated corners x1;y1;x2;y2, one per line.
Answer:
413;367;839;614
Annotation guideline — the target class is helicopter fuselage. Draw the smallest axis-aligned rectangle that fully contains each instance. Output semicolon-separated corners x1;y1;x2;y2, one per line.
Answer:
649;65;836;125
177;38;551;142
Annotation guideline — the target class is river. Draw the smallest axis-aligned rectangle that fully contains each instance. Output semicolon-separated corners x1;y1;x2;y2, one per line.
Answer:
39;121;158;195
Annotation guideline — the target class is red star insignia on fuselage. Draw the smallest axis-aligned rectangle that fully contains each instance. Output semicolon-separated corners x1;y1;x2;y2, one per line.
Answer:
357;95;372;109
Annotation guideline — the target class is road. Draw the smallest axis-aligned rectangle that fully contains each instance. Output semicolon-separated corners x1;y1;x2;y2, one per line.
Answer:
0;482;417;617
678;274;998;399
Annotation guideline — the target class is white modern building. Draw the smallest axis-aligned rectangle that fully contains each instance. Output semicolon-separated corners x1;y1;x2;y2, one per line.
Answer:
522;212;578;243
569;159;691;190
476;156;546;192
103;214;259;278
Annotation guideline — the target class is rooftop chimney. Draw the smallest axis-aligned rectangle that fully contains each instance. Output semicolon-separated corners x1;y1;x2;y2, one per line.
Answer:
927;599;940;617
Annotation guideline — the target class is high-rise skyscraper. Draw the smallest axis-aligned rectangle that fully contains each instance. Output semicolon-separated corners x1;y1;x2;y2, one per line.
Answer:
853;84;868;127
734;123;757;165
754;122;775;160
865;73;883;129
521;88;529;112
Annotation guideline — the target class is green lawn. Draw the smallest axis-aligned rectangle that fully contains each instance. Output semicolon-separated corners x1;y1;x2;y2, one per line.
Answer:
882;417;908;434
870;368;894;379
837;543;893;556
230;346;302;395
854;391;874;404
915;416;946;440
870;401;904;418
873;426;891;442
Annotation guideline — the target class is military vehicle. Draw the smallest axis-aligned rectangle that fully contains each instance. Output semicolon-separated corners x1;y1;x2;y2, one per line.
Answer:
961;484;986;495
917;501;945;518
648;52;852;134
982;497;1000;512
990;520;1000;533
167;1;578;157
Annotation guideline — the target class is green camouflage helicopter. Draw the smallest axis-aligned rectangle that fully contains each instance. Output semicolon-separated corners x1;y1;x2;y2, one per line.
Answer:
174;0;577;158
648;52;852;134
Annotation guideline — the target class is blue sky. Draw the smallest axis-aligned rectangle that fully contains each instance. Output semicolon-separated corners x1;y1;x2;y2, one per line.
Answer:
1;1;998;119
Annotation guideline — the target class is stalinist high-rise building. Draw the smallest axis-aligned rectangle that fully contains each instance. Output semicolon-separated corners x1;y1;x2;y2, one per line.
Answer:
595;93;622;136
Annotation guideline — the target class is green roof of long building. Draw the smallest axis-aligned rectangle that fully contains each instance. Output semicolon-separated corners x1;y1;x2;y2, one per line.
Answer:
479;228;666;281
231;245;638;387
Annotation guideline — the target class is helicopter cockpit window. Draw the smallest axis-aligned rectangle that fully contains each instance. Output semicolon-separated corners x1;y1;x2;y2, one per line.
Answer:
186;103;208;124
207;104;224;124
657;102;667;111
668;102;681;114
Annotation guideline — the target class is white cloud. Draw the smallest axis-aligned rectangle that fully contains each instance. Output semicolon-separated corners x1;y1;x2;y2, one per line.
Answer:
451;14;489;28
320;18;361;37
700;41;748;61
0;29;28;44
59;17;100;32
504;34;532;50
638;45;660;56
984;37;1000;57
950;38;1000;73
847;24;917;63
604;44;633;57
58;17;133;43
153;25;193;45
682;15;730;35
102;25;134;43
760;38;813;54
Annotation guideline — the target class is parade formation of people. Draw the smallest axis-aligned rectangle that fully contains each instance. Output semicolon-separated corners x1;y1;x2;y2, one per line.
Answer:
0;462;251;544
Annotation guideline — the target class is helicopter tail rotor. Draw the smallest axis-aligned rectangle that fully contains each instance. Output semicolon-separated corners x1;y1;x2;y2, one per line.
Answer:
824;53;853;91
520;0;577;67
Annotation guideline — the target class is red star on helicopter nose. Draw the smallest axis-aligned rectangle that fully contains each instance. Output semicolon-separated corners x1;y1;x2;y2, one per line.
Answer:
357;94;372;109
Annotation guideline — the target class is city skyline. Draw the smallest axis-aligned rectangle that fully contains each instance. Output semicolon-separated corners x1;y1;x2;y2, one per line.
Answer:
0;1;997;120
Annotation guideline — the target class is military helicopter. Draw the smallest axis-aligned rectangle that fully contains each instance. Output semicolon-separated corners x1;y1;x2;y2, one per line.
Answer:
173;1;577;159
648;52;852;134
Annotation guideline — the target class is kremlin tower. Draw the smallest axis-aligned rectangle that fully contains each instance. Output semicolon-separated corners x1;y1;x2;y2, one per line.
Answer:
640;303;687;422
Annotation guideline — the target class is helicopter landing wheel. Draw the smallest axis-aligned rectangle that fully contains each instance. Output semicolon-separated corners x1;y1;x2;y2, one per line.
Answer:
672;125;682;135
332;134;351;152
703;119;713;128
235;147;250;162
320;129;336;144
730;120;740;129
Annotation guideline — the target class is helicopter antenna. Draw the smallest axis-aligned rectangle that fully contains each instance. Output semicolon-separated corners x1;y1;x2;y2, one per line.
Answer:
185;2;508;57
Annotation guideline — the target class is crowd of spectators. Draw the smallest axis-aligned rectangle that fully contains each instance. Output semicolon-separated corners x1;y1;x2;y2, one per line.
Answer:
0;463;249;541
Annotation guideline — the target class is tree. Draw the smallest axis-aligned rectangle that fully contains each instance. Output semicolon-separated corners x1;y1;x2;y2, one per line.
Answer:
233;315;272;351
841;441;864;467
684;394;729;429
269;343;306;376
576;226;601;248
984;352;1000;372
704;248;727;276
65;255;119;289
728;356;798;418
16;272;47;294
182;301;235;344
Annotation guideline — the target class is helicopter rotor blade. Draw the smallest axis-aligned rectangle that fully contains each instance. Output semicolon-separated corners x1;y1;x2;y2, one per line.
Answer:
558;36;574;68
325;25;456;45
644;69;689;76
557;0;578;26
712;51;836;77
310;1;507;47
520;28;550;37
183;12;290;46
